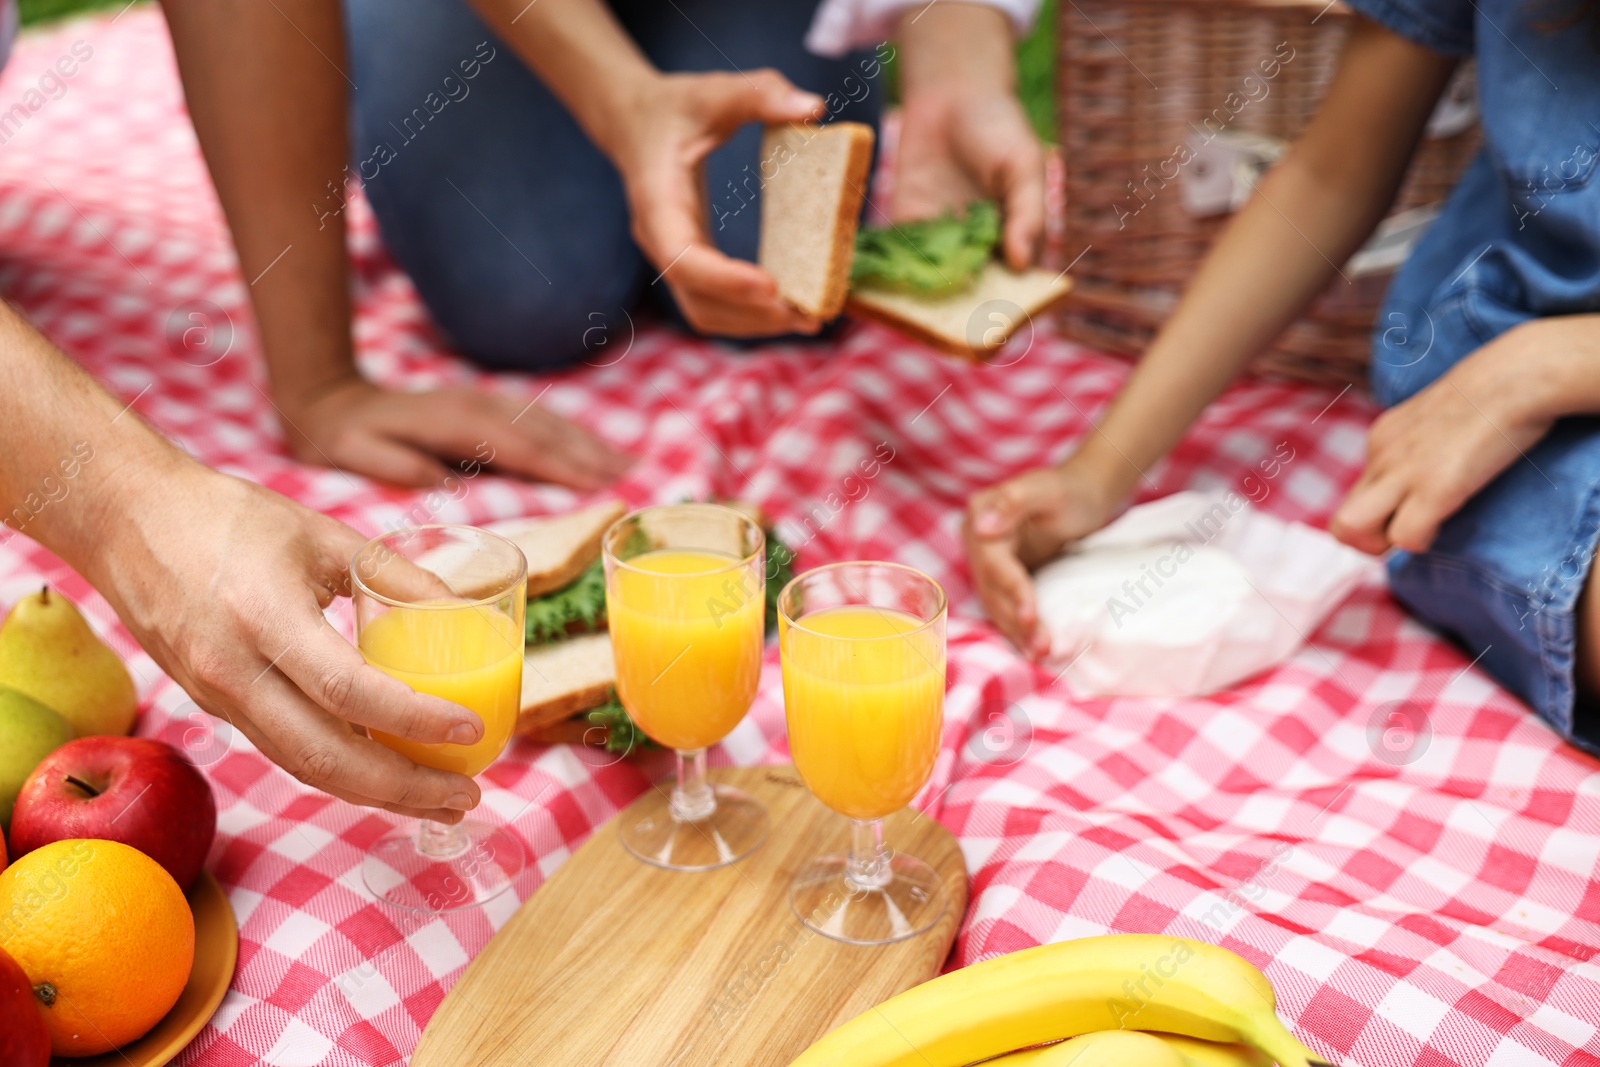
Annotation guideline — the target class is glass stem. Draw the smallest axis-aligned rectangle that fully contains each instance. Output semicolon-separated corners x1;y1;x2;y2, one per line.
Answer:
671;747;717;822
417;817;469;859
846;817;892;891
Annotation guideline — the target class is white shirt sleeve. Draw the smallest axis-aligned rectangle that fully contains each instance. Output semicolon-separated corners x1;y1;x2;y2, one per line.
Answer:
805;0;1042;57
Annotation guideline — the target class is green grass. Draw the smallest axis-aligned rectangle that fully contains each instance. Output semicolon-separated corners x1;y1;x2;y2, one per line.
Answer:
1016;0;1058;141
17;0;1057;138
19;0;134;26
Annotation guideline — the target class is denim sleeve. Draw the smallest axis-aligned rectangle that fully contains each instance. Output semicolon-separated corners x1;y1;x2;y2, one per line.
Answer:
1343;0;1475;57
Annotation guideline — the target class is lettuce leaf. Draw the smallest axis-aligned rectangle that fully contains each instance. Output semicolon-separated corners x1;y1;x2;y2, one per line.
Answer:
851;201;1000;297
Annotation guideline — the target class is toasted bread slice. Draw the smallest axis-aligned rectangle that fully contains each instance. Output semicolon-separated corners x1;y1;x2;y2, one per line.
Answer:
517;632;616;734
758;121;875;319
490;499;626;598
847;263;1073;359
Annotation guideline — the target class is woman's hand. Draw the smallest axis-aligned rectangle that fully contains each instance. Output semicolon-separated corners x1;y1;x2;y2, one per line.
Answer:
964;459;1124;658
1331;318;1579;554
609;69;827;337
892;88;1045;270
893;4;1045;268
90;458;485;821
280;378;632;490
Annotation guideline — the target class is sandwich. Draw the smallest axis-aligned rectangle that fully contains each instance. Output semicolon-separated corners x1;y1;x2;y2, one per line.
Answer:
758;121;876;319
846;201;1073;358
488;500;625;737
488;498;796;753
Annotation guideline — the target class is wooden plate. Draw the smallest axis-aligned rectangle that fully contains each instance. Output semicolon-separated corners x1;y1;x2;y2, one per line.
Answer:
53;870;239;1067
412;764;968;1066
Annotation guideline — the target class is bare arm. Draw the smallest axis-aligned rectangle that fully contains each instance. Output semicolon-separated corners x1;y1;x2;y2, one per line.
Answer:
159;0;631;489
964;20;1458;654
1;301;482;819
1073;21;1457;497
162;0;354;425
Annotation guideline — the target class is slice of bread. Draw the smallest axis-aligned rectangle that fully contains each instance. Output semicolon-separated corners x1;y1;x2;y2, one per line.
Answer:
490;499;626;598
517;632;616;734
846;262;1073;359
758;121;875;319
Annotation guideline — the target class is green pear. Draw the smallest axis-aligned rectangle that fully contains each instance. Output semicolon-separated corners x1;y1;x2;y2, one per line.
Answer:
0;586;138;737
0;685;73;829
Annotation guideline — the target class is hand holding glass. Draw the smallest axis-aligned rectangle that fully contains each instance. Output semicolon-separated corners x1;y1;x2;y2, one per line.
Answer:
352;524;527;911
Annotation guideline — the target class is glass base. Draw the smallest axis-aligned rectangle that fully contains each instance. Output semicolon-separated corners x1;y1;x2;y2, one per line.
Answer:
790;853;946;944
618;782;769;870
362;818;526;912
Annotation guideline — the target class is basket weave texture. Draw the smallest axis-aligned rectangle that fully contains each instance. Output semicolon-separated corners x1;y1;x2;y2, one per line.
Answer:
1055;0;1480;385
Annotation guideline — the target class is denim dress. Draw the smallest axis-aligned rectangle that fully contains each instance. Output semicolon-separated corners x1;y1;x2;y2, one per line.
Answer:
1346;0;1600;754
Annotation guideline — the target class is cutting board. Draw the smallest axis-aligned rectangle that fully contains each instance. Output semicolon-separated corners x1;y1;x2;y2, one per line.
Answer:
411;764;967;1067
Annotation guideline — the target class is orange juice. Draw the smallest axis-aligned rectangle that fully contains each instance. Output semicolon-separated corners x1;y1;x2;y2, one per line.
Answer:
607;548;763;751
781;606;944;820
360;602;523;776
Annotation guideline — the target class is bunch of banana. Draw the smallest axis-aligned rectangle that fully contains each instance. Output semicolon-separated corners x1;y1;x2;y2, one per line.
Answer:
991;1031;1270;1067
786;935;1330;1067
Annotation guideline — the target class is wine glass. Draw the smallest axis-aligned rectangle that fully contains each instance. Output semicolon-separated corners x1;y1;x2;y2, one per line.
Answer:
603;503;768;870
351;524;527;911
778;561;948;944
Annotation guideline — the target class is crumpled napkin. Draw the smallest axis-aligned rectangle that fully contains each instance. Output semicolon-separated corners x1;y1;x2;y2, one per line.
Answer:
1034;491;1379;698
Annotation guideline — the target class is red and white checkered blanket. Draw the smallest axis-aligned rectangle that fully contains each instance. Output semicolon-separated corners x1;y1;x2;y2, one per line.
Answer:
1;10;1596;1067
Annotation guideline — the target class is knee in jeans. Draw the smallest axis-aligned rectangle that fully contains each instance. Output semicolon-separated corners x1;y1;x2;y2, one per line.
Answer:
432;274;639;371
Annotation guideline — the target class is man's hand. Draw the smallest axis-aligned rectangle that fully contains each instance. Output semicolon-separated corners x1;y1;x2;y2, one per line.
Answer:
894;3;1045;269
89;457;485;821
282;378;632;490
610;69;826;338
964;460;1122;658
1331;319;1577;555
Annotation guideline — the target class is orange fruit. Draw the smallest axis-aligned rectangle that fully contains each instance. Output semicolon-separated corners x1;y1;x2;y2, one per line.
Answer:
0;838;194;1056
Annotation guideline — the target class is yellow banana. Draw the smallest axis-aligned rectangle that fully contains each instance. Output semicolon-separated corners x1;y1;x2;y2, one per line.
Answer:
992;1036;1267;1067
985;1031;1185;1066
786;935;1329;1067
1157;1032;1273;1067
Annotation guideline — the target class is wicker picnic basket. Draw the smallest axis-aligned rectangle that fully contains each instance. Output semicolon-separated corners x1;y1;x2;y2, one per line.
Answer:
1055;0;1481;385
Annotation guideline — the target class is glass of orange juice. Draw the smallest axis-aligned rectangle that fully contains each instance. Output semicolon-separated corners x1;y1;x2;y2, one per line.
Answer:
351;524;527;911
604;503;768;870
778;561;947;944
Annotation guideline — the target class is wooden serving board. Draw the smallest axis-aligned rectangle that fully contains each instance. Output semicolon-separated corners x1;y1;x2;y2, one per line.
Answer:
412;764;967;1067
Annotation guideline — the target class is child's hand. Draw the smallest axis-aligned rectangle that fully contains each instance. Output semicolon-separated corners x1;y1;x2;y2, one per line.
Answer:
964;461;1122;659
1332;321;1562;554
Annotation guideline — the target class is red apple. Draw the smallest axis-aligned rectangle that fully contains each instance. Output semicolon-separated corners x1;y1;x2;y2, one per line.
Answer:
0;943;49;1067
9;737;216;890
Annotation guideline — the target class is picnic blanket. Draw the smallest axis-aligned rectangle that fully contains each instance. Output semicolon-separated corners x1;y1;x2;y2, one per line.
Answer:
0;9;1596;1067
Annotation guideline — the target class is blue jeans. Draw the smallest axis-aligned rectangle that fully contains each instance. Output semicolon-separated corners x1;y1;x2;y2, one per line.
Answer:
343;0;883;370
1343;0;1600;754
1366;150;1600;757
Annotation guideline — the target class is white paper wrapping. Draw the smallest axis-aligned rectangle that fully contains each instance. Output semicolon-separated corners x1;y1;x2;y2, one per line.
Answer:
1035;491;1380;698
